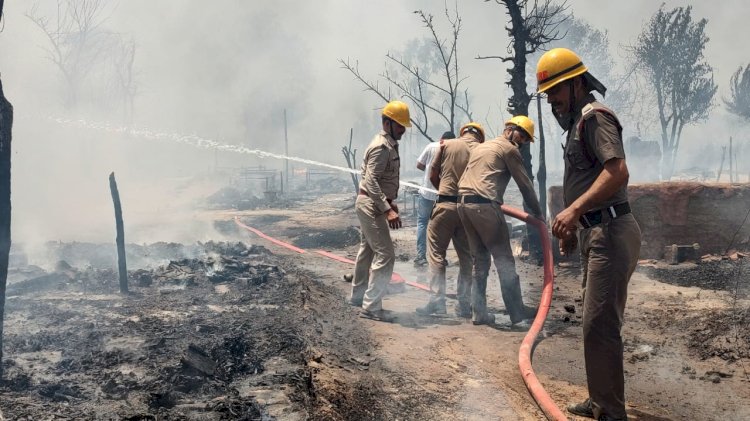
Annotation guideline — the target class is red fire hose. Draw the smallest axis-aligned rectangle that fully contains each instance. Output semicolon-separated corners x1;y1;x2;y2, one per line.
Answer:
233;217;430;291
500;205;566;421
235;209;564;419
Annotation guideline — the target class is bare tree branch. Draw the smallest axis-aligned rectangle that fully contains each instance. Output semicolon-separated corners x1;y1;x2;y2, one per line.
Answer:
339;1;472;142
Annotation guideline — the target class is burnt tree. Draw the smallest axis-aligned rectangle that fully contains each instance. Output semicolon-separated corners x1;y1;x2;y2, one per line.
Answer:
725;63;750;120
632;5;717;180
340;2;473;142
536;94;547;218
27;0;137;116
479;0;567;262
0;0;13;380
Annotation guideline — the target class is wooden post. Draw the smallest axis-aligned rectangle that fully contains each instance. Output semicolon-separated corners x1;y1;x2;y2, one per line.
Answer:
109;172;128;293
716;146;726;182
729;137;734;183
734;143;740;183
0;77;13;380
284;109;289;192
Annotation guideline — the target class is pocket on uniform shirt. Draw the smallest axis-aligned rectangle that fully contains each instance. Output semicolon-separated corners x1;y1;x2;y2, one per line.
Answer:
565;147;595;170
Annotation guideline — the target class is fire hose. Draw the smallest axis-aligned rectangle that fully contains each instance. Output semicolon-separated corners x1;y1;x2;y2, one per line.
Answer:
500;205;566;421
235;207;565;420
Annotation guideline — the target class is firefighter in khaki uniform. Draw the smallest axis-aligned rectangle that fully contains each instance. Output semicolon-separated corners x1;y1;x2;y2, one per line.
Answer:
349;100;410;323
415;122;485;317
537;48;641;421
457;116;543;326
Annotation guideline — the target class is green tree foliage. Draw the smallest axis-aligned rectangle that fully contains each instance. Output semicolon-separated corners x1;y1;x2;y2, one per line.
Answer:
633;5;717;179
725;64;750;120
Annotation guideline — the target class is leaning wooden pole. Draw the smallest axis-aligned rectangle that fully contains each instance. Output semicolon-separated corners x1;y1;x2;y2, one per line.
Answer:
109;172;128;293
729;136;734;183
0;76;13;380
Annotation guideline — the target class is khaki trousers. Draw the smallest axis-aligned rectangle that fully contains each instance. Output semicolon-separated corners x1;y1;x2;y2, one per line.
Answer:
426;201;473;307
457;202;525;322
351;195;395;312
579;213;641;420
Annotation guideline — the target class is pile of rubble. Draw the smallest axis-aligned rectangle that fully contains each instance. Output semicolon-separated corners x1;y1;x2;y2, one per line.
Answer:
0;241;316;419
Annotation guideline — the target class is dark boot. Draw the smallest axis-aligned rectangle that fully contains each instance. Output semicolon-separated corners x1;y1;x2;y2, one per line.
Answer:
416;300;447;315
514;304;538;323
455;301;472;318
472;312;495;325
567;398;594;419
360;309;396;323
501;276;528;324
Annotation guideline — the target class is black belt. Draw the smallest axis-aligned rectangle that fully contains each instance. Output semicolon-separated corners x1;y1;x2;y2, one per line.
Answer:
579;202;631;228
460;195;492;204
359;189;392;205
437;195;458;203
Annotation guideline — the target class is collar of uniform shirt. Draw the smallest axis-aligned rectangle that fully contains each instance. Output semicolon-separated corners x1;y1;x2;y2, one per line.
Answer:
379;130;399;148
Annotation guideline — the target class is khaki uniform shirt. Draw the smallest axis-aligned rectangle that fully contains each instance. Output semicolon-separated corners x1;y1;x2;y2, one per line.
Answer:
458;135;543;217
359;130;400;214
435;135;481;196
563;94;628;209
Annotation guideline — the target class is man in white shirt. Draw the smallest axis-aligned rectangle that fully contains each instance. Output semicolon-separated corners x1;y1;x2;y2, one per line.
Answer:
414;131;454;267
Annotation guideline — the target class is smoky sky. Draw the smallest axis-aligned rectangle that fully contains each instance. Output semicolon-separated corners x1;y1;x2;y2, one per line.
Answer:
0;0;748;244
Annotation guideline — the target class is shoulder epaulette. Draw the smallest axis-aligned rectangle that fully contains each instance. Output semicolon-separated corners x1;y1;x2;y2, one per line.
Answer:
576;105;621;141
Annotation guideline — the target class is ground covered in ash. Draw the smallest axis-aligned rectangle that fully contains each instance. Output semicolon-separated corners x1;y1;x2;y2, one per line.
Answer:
0;241;428;420
637;258;750;293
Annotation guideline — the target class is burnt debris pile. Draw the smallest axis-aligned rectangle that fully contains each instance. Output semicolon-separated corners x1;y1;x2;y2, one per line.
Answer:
0;241;324;420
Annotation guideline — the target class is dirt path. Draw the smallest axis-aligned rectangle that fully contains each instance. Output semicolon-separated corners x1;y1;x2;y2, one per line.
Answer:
228;191;750;421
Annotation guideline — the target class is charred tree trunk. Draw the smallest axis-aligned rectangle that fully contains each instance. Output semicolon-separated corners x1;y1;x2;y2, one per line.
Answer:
505;1;542;263
109;173;128;293
0;76;13;380
536;95;547;219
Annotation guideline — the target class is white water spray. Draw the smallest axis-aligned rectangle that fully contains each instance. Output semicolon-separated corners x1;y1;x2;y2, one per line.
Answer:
49;117;435;193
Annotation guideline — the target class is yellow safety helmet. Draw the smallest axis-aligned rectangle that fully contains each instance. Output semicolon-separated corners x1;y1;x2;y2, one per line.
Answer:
536;48;588;93
382;100;412;128
505;115;535;142
459;122;485;141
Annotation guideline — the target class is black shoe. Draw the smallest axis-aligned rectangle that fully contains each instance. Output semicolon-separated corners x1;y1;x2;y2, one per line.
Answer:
413;257;428;267
599;416;628;421
567;398;594;418
415;301;447;316
455;303;472;318
472;313;495;326
360;309;396;323
347;297;363;307
510;305;538;325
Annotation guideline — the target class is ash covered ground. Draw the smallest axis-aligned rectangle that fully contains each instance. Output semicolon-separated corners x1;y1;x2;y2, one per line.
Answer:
0;239;433;420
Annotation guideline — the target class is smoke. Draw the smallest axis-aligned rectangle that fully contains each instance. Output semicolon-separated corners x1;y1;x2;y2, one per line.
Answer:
0;0;748;251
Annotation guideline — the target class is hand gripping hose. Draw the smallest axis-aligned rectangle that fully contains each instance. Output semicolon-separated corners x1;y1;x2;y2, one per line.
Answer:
500;204;566;421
